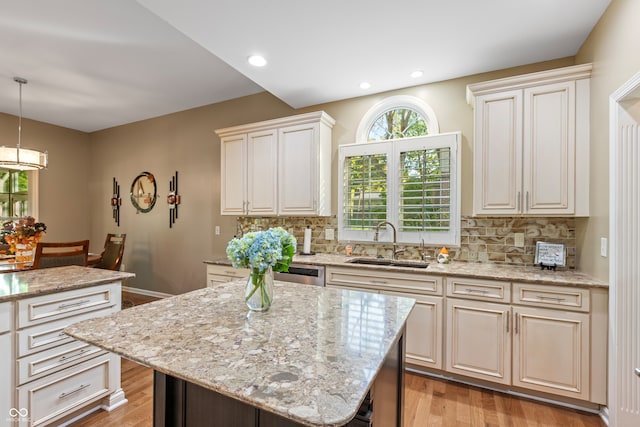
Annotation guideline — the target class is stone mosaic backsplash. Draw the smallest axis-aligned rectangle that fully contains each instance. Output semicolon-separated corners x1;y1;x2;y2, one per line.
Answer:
236;215;576;269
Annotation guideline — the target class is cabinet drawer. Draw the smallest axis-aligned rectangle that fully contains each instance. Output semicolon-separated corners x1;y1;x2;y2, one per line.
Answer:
512;283;590;312
0;301;11;333
17;340;105;385
18;283;118;328
17;354;115;427
17;306;117;357
326;267;442;295
446;277;510;303
206;265;249;278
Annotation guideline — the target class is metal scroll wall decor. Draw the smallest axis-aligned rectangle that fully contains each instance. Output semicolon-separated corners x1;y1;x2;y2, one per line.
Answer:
167;171;181;228
111;177;122;226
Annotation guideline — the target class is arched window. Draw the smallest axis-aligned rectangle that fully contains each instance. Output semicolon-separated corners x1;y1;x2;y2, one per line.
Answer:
339;96;460;246
355;95;439;143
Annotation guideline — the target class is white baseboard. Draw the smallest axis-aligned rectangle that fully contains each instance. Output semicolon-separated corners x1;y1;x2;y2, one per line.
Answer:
599;406;610;425
122;286;172;299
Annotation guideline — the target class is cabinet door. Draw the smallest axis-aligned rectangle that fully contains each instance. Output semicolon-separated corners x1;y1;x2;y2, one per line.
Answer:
220;134;247;215
523;81;575;214
278;123;319;215
383;291;442;370
0;332;11;425
512;306;589;400
446;298;511;384
247;130;278;215
473;90;523;215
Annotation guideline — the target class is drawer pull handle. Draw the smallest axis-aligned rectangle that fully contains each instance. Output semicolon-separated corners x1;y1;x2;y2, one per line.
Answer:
58;348;90;362
58;331;67;337
635;368;640;377
370;280;388;284
59;383;90;399
465;288;489;294
58;299;91;310
225;271;237;275
536;295;567;302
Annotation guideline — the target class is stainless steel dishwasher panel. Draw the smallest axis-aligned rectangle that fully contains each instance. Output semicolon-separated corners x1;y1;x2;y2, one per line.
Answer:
273;264;325;286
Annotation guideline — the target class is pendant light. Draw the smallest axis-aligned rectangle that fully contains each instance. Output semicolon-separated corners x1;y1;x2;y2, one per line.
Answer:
0;77;48;170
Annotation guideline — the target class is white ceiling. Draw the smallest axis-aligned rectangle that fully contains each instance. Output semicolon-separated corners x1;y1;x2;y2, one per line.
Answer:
0;0;611;133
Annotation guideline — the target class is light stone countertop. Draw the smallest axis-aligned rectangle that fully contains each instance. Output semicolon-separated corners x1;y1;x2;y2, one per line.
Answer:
0;265;135;302
65;279;415;427
205;253;607;288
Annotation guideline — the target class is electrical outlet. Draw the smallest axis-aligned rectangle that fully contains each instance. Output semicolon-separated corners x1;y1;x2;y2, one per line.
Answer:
324;228;335;240
514;233;525;248
215;226;220;235
600;237;607;257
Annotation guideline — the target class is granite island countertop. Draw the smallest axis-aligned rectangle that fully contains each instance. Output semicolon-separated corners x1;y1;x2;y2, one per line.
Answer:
0;265;135;302
205;253;608;288
65;279;415;427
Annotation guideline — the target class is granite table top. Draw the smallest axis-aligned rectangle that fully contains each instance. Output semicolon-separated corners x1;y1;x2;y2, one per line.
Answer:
65;280;415;427
0;265;135;302
205;253;608;288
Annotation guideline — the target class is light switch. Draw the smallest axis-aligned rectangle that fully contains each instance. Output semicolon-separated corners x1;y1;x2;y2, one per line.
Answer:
215;226;220;235
601;237;607;257
324;228;335;240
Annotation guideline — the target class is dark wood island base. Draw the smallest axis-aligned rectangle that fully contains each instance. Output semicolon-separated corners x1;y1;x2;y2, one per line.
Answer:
153;331;405;427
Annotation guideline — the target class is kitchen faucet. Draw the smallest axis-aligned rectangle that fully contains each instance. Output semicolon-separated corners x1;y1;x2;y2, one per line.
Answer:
374;221;404;260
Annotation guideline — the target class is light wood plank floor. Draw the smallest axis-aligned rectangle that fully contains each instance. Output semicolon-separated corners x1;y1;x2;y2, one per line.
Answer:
70;292;605;426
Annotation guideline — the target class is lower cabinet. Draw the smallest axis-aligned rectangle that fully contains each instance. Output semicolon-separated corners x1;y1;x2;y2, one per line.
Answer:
326;266;443;371
1;327;12;426
7;282;124;426
512;305;590;400
383;290;442;370
207;264;249;287
445;298;511;385
445;279;597;403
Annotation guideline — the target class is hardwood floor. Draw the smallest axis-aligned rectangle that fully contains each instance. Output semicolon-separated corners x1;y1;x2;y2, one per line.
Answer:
71;292;604;426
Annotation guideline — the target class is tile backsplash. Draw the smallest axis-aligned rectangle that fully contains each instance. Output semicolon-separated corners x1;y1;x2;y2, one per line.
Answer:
236;215;576;269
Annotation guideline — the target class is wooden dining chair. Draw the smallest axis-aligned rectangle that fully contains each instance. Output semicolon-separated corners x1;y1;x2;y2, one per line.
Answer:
32;240;90;269
94;233;126;271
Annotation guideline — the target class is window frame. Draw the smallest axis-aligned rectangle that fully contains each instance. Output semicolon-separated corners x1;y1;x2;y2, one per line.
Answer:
338;132;461;246
0;169;39;221
355;95;440;143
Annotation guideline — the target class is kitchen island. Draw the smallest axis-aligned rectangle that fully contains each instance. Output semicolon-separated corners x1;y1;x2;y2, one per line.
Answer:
65;279;415;427
0;266;134;426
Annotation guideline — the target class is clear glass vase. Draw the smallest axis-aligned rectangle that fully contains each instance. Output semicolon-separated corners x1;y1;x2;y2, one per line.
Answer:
245;267;274;312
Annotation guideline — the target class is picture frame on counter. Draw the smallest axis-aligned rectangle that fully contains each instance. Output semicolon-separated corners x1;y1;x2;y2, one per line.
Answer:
534;241;566;270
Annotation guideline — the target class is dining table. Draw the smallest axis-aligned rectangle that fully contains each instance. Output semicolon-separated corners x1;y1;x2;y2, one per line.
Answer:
0;252;102;273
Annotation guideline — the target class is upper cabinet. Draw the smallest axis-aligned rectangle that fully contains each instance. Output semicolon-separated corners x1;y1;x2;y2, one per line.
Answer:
216;111;335;216
467;64;591;216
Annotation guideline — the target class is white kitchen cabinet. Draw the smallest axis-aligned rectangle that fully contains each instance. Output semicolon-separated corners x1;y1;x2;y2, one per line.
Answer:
325;266;444;370
8;282;124;426
216;111;335;216
1;302;12;427
220;130;278;216
206;264;249;287
512;306;589;400
467;64;591;216
445;298;511;385
511;282;591;401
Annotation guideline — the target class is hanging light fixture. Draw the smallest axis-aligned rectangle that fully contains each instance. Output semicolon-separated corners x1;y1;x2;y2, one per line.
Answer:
0;77;48;170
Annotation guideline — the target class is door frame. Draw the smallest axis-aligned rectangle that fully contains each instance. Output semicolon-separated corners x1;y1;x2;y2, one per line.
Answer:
608;69;640;427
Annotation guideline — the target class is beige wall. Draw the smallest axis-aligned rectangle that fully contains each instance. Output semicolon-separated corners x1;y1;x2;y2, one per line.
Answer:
88;57;577;295
573;0;640;281
0;112;90;242
6;8;630;293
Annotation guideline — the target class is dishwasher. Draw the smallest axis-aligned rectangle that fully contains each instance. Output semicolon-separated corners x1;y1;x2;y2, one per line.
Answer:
273;263;325;286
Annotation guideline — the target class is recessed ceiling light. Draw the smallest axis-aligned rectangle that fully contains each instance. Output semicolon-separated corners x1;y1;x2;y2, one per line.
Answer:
359;82;371;89
248;55;267;67
411;70;424;78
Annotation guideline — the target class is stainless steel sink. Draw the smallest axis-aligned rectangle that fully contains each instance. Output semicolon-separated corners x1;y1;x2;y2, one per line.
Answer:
346;257;429;269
